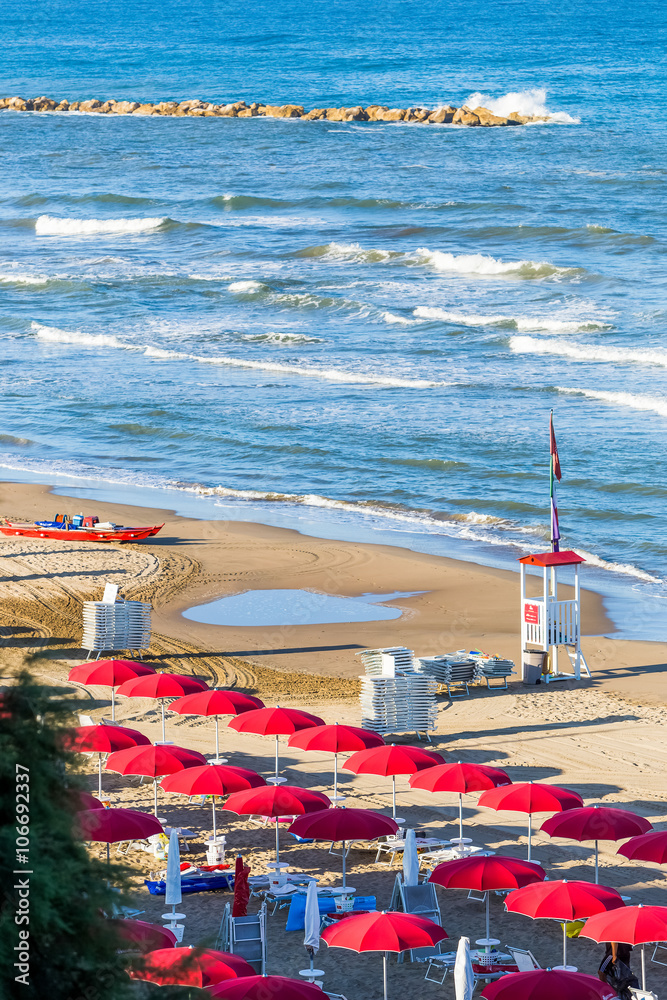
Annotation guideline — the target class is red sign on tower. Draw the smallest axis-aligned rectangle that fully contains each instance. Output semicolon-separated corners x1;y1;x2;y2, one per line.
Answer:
524;603;539;624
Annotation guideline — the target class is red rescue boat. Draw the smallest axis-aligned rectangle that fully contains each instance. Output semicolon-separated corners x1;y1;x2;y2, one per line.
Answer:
0;512;163;543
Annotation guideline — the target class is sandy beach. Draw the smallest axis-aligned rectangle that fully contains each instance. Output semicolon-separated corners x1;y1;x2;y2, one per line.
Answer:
3;478;667;997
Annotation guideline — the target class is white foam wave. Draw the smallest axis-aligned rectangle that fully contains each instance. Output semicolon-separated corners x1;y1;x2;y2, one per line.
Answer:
1;270;49;285
510;336;667;368
382;312;420;326
558;387;667;419
35;215;167;235
31;321;126;349
465;87;580;124
414;306;608;333
573;548;664;585
228;280;267;293
239;332;323;344
417;248;575;279
30;322;445;387
323;242;393;262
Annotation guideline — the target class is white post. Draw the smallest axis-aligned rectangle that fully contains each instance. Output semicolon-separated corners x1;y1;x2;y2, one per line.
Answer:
161;700;166;743
459;792;464;840
520;563;527;665
215;716;220;759
275;735;280;779
342;839;347;888
562;921;568;968
382;953;388;1000
98;754;103;798
527;812;532;862
641;943;646;990
275;819;280;863
111;686;116;722
334;753;338;800
392;775;397;820
485;892;490;940
212;797;217;841
574;564;581;680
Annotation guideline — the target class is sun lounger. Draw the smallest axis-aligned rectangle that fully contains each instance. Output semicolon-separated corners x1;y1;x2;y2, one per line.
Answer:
506;945;541;971
629;990;659;1000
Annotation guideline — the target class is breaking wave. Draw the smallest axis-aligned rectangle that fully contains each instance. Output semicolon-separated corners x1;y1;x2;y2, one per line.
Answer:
228;280;269;293
31;322;125;348
239;332;323;344
510;335;667;367
35;215;169;235
414;307;609;332
418;248;581;279
465;87;580;124
558;386;667;419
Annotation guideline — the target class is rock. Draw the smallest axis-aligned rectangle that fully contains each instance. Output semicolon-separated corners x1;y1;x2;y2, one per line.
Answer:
409;108;431;122
508;111;530;125
187;107;208;116
303;108;327;120
7;97;29;111
32;96;57;111
237;108;258;117
78;99;102;112
428;106;456;124
132;103;157;115
325;107;346;121
263;104;304;118
155;101;179;115
375;108;406;121
344;106;368;121
452;106;481;126
471;105;511;127
68;101;81;111
112;101;140;114
364;105;388;120
0;98;9;110
175;99;203;115
217;101;247;116
55;100;70;111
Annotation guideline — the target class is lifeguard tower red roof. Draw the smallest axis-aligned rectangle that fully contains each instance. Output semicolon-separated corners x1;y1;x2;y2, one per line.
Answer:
518;550;585;567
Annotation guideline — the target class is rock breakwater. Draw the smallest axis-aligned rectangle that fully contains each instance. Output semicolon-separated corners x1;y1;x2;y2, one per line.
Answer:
0;95;556;126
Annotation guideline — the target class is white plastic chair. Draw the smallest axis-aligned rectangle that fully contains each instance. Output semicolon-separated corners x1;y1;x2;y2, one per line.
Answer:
629;990;658;1000
506;946;541;971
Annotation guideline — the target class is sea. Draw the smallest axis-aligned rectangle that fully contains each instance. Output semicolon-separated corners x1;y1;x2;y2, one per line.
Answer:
1;0;667;640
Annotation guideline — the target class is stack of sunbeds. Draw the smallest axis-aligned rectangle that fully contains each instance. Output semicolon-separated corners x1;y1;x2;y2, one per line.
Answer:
357;646;438;737
82;598;152;657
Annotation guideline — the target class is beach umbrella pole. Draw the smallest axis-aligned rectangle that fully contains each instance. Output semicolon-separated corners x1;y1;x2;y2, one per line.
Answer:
383;952;388;1000
275;819;280;863
215;716;220;759
334;752;338;800
275;735;280;779
392;775;397;820
527;813;532;862
212;797;217;841
459;792;464;840
161;700;166;742
106;843;110;865
342;839;347;889
594;840;599;883
641;944;646;990
154;779;158;817
562;921;567;968
98;754;103;798
485;891;490;941
111;686;116;723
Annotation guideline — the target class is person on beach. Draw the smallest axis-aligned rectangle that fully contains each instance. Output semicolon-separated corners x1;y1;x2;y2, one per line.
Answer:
598;942;638;998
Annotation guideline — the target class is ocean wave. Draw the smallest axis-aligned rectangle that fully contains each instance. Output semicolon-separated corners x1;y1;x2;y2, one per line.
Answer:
239;332;323;344
558;386;667;419
295;242;396;263
31;321;445;387
414;306;608;332
464;87;580;124
0;269;49;285
510;335;667;367
418;248;580;279
228;280;269;293
382;311;421;325
0;434;33;446
34;215;169;235
573;547;664;585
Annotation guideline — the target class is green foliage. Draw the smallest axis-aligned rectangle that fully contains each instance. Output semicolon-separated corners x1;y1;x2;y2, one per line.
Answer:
0;669;136;1000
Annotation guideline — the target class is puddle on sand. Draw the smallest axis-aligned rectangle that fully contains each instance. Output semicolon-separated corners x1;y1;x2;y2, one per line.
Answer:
182;589;424;628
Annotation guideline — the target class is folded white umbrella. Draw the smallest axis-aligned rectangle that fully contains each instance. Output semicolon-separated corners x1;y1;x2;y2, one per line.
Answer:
454;936;475;1000
165;828;182;912
402;827;419;887
303;878;320;973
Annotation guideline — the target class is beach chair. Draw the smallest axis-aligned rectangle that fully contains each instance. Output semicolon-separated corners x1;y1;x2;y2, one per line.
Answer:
506;946;541;971
394;875;444;963
629;990;658;1000
217;901;267;974
651;943;667;966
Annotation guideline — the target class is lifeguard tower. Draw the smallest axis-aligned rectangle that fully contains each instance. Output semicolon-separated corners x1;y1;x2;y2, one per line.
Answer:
519;550;591;682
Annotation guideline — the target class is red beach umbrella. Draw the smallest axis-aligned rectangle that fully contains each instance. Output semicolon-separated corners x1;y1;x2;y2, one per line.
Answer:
321;910;447;1000
429;854;545;943
481;969;619;1000
110;918;178;952
77;806;163;862
581;904;667;990
288;723;385;801
208;975;326;1000
618;829;667;864
130;946;254;987
228;706;325;779
106;743;206;815
69;723;151;797
289;808;398;887
478;781;583;861
169;688;264;760
541;805;652;882
343;744;445;820
410;761;511;840
116;672;209;742
68;658;156;722
161;764;266;841
232;855;251;918
505;878;625;970
74;790;105;811
223;785;331;862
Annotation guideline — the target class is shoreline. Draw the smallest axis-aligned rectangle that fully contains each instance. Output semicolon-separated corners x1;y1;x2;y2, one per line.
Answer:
2;479;667;705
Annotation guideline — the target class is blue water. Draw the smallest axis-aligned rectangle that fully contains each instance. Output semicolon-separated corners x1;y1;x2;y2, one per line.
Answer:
2;0;667;639
183;590;418;627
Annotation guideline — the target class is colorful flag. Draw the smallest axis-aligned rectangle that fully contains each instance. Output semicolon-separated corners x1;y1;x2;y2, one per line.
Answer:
549;411;561;551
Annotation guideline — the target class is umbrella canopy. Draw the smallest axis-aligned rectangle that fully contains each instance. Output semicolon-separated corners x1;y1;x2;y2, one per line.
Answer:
322;910;447;1000
618;829;667;864
289;807;398;887
78;807;162;861
69;723;151;797
161;764;266;841
233;855;250;918
410;761;511;840
68;659;156;721
169;688;265;759
505;878;625;969
106;744;206;815
454;936;475;1000
429;855;545;943
116;672;209;742
582;904;667;990
229;706;325;779
481;969;618;1000
542;806;652;883
208;975;325;1000
224;785;331;862
109;918;177;952
478;782;583;861
74;790;105;811
343;744;445;820
288;723;385;800
130;946;254;987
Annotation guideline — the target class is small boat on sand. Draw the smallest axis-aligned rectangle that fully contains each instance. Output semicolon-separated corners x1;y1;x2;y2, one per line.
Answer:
0;513;164;543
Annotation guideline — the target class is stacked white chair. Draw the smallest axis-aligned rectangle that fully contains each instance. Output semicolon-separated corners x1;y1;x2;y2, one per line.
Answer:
470;654;515;689
415;654;477;698
357;647;438;738
82;598;152;657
